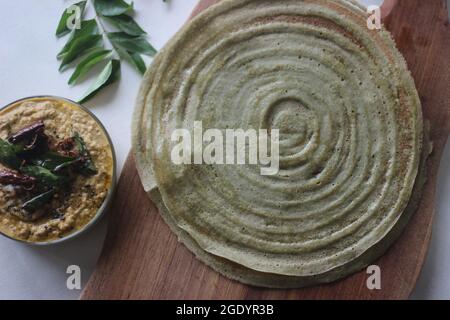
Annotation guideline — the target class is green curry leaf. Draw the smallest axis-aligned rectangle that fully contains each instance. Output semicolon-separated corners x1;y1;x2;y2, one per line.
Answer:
114;46;146;75
59;34;103;71
129;52;147;75
78;59;121;104
57;19;100;59
108;32;156;56
94;0;134;17
103;14;146;36
56;1;87;37
68;49;112;85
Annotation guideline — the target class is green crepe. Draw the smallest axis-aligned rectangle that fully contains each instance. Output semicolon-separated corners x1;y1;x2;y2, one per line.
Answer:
132;0;427;287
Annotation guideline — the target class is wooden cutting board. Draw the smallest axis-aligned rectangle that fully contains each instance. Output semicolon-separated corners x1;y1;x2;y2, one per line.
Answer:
81;0;450;300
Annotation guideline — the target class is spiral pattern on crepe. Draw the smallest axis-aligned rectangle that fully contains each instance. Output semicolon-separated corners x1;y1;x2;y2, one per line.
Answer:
133;0;423;284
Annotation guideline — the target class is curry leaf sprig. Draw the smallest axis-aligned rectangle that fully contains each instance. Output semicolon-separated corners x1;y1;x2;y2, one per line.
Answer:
56;0;158;103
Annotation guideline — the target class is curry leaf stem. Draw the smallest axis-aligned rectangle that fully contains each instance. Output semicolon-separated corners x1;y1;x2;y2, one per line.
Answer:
88;0;120;59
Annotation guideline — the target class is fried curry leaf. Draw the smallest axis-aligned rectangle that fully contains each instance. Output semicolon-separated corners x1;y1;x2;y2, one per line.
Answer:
30;152;76;171
94;0;134;17
73;132;98;175
68;49;112;85
3;122;102;213
108;32;156;56
56;1;87;37
103;14;146;36
22;189;57;212
53;158;82;173
0;138;22;169
20;166;70;188
78;59;121;103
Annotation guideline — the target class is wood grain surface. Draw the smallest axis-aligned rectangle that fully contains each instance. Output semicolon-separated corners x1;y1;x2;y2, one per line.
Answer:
81;0;450;300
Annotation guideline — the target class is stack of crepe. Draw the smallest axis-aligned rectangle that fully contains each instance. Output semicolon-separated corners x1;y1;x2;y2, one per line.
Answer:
132;0;429;288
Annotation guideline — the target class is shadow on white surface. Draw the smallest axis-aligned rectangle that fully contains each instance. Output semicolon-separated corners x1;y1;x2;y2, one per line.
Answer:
411;140;450;300
0;218;107;300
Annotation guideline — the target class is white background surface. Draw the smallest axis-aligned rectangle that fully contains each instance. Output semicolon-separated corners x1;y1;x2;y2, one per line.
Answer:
0;0;448;300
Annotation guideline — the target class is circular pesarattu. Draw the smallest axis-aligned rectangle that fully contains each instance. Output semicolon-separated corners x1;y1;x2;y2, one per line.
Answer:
132;0;429;288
